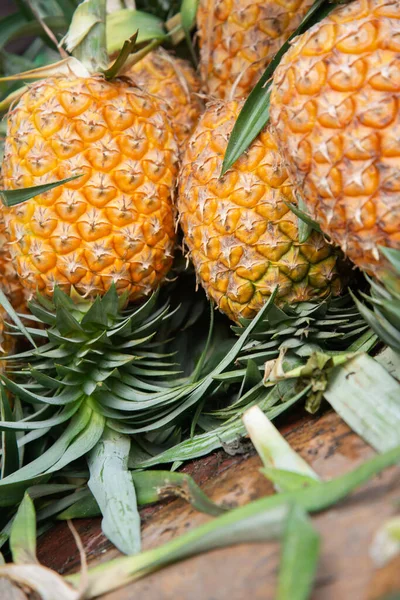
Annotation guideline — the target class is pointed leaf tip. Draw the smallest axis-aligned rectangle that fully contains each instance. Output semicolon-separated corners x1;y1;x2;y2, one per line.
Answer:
0;175;82;207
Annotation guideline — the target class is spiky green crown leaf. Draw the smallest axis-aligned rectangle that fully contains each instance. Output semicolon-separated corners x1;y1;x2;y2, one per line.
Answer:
231;295;371;369
352;248;400;354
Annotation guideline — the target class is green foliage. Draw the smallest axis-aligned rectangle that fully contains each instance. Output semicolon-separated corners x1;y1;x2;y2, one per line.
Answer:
352;248;400;354
277;505;320;600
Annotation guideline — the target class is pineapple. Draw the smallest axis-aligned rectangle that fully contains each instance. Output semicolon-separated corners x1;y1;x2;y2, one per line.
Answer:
270;0;400;277
126;48;204;148
197;0;314;100
178;100;344;323
1;27;179;302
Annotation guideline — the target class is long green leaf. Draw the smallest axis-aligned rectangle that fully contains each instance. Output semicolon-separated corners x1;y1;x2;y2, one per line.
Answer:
0;405;91;489
0;387;19;477
47;408;105;473
0;175;81;207
9;493;37;565
0;401;81;432
277;504;320;600
0;290;36;348
87;427;141;555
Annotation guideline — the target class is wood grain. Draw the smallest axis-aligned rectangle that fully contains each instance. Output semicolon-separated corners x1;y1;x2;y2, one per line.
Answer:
37;409;400;599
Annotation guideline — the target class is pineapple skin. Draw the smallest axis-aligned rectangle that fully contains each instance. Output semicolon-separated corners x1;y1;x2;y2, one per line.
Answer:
127;49;204;148
2;75;179;300
197;0;314;100
178;100;344;323
270;0;400;275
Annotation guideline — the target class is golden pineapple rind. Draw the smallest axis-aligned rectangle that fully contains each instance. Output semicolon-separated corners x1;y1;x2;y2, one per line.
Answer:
270;0;400;275
197;0;314;101
2;75;179;300
127;49;204;147
178;100;344;323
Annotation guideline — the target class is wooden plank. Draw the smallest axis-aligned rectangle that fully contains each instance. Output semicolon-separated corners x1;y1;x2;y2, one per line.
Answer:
36;410;400;599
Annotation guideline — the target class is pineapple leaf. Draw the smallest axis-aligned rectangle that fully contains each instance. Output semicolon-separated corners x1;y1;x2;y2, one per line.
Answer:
0;387;19;478
0;289;36;348
277;504;320;600
0;377;82;406
0;405;91;493
0;401;81;432
103;31;138;80
134;386;303;467
0;175;82;207
87;428;141;555
9;493;37;565
285;198;322;240
380;246;400;272
48;409;105;473
261;468;319;493
242;406;320;491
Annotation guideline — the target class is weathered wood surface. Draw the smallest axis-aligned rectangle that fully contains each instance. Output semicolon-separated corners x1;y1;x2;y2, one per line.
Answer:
37;409;400;599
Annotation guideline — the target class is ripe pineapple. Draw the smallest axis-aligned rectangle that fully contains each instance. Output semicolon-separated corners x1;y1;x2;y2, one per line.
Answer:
270;0;400;276
178;100;344;323
1;74;179;301
197;0;314;100
126;49;204;148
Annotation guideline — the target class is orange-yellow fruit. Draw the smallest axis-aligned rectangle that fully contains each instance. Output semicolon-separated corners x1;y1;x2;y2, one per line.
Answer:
1;75;179;300
270;0;400;275
178;100;344;322
127;49;204;148
197;0;314;100
0;222;30;313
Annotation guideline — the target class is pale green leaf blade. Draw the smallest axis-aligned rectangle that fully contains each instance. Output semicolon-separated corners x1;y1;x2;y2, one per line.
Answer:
9;493;37;565
277;504;320;600
324;353;400;452
242;406;319;491
87;427;141;555
0;175;82;207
